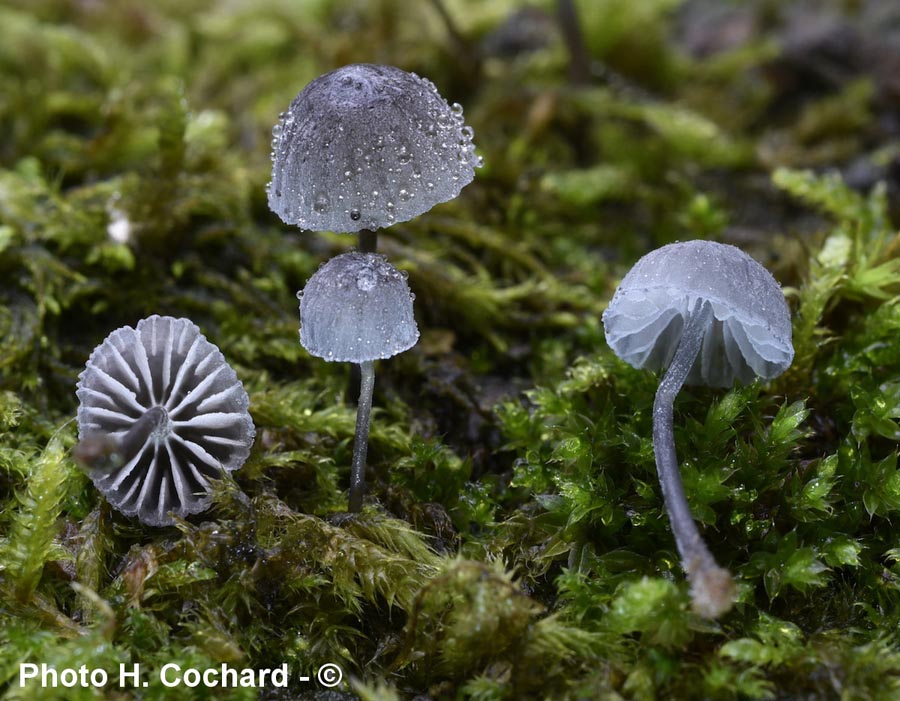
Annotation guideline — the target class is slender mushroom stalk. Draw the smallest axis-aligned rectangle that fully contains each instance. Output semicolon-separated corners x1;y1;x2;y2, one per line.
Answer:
358;229;378;254
652;300;735;618
556;0;590;86
349;360;376;512
74;405;165;473
602;241;795;618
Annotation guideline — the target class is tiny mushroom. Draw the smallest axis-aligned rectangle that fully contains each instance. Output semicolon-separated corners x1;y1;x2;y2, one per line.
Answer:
299;252;419;511
268;63;481;251
75;315;255;526
602;240;794;618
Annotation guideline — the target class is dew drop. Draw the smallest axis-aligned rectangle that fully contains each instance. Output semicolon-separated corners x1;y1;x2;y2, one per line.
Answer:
350;209;361;221
356;269;377;291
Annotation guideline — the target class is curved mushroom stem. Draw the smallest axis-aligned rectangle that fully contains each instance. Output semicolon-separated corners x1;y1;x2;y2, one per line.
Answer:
74;406;168;474
653;299;735;618
358;228;378;254
349;360;375;512
120;406;168;458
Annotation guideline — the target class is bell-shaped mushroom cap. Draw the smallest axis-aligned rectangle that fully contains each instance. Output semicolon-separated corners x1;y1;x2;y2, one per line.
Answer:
268;63;481;233
76;315;255;526
300;252;419;363
602;240;794;387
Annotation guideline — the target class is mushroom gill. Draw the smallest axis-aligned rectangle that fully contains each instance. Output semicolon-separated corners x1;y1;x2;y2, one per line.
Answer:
75;315;255;526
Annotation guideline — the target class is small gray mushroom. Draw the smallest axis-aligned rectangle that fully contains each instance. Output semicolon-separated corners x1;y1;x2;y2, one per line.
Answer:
75;315;255;526
268;63;481;250
602;240;793;618
299;252;419;511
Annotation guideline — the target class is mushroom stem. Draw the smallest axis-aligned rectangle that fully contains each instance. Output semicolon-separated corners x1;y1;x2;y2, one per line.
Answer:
120;406;168;458
557;0;590;86
74;406;168;474
652;299;735;618
358;228;378;253
349;360;376;512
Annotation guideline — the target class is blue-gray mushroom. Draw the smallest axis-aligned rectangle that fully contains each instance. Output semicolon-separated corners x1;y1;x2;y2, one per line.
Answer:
602;240;794;618
299;252;418;511
268;63;480;240
75;315;255;526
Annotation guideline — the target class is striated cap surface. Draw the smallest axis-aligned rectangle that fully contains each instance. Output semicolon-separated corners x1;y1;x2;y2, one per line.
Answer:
268;63;480;232
76;315;255;526
602;240;794;387
299;252;419;362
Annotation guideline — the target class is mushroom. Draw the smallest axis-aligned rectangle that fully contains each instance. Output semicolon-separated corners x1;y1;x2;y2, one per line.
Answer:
298;252;418;511
267;63;481;251
75;315;255;526
602;240;794;617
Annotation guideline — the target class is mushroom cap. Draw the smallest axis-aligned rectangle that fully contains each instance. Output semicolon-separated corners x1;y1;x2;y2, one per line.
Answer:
602;240;794;387
268;63;480;233
299;252;419;363
76;315;255;526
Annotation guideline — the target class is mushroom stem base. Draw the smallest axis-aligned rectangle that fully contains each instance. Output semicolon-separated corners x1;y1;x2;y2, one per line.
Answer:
349;360;375;512
652;299;735;618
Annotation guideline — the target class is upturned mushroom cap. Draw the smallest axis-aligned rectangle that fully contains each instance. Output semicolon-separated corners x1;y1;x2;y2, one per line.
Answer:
299;252;419;363
76;315;255;526
268;63;480;232
602;240;794;387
